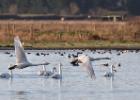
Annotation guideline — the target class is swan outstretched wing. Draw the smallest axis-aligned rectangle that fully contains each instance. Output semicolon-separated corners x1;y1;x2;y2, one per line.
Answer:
14;36;28;64
82;61;96;79
78;55;96;79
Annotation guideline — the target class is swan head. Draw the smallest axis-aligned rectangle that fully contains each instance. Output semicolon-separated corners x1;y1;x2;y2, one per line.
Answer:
52;67;57;73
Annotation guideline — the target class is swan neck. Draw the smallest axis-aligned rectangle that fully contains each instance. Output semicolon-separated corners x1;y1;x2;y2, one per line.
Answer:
110;65;113;73
58;63;62;75
43;65;46;72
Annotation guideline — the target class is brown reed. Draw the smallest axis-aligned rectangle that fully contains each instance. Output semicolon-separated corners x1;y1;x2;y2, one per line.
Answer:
0;20;139;46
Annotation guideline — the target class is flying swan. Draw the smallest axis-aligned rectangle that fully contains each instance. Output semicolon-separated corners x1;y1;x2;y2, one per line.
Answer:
8;36;49;71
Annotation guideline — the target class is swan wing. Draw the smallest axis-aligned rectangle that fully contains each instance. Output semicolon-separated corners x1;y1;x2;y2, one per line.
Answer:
14;36;28;64
81;60;96;79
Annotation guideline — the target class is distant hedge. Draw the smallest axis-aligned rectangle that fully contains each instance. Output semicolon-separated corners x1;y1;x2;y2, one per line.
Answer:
0;0;139;15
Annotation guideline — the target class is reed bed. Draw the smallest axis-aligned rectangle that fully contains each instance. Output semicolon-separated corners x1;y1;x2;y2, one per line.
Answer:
0;20;139;48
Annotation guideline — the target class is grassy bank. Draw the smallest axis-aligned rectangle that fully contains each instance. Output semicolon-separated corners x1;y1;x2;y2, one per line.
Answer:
0;41;140;50
0;20;140;49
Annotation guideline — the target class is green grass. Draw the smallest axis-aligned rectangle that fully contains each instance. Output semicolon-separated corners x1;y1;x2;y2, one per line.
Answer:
0;39;140;49
22;40;140;49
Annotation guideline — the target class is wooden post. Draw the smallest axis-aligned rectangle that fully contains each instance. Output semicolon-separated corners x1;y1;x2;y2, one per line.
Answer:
113;16;117;22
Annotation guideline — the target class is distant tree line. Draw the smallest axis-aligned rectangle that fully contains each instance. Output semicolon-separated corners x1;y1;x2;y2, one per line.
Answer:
0;0;139;15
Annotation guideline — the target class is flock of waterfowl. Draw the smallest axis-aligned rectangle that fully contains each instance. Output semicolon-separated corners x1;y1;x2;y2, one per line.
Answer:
0;36;139;80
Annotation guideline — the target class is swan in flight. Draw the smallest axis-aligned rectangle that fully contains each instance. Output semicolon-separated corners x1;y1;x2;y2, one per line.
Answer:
104;64;114;77
51;63;62;79
71;55;96;79
71;56;110;66
8;36;49;70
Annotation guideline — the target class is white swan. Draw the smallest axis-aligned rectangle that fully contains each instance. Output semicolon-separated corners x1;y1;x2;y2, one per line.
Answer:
104;64;114;77
37;65;55;76
72;55;96;79
8;36;49;70
71;56;111;66
51;63;62;79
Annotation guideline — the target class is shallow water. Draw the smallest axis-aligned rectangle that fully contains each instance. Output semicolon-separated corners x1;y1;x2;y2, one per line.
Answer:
0;49;140;100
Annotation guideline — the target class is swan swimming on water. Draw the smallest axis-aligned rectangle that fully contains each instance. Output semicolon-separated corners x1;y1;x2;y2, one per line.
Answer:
71;55;96;79
8;36;49;71
37;65;55;76
51;63;62;79
104;64;114;77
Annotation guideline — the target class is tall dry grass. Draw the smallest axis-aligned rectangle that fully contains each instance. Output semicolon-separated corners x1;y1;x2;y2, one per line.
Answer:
0;20;140;45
